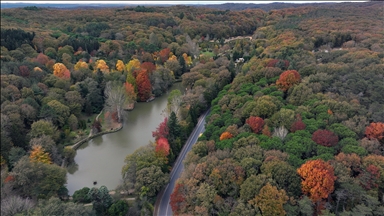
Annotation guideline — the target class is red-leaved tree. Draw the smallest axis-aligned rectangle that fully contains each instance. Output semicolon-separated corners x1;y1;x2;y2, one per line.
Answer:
170;183;187;214
290;117;306;133
159;48;171;63
266;59;289;69
152;117;169;140
141;62;156;74
19;65;30;77
312;129;339;147
34;53;49;65
156;137;170;157
276;70;301;91
136;69;152;101
246;116;265;134
365;122;384;142
358;164;380;190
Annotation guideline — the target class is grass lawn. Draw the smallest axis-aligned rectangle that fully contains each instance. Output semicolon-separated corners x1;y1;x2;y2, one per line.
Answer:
201;51;215;57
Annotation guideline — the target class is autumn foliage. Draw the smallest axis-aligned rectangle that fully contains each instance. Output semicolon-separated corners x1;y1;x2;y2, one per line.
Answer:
19;65;30;77
53;63;70;79
4;175;15;183
253;183;288;216
95;59;109;73
266;59;289;69
141;62;156;74
358;164;380;190
34;53;49;65
116;60;125;72
74;60;88;70
262;125;271;137
246;116;265;134
170;183;186;214
152;117;169;140
276;70;301;91
365;122;384;142
126;58;141;73
159;48;171;63
290;118;306;132
29;145;52;164
124;82;137;103
155;137;170;157
136;69;152;102
220;131;233;140
297;159;337;203
312;129;339;147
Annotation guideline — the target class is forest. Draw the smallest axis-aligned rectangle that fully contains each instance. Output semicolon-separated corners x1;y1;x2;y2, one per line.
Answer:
1;1;383;216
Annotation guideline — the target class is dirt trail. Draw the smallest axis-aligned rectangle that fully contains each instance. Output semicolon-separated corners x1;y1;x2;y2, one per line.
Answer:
209;35;253;43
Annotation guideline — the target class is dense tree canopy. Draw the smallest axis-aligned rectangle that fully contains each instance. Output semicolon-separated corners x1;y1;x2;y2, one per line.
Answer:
1;1;383;215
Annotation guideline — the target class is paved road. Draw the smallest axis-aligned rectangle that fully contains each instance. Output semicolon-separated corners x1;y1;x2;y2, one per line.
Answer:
155;109;210;216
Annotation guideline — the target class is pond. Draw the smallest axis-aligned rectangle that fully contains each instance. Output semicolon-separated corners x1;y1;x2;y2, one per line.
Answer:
66;83;183;195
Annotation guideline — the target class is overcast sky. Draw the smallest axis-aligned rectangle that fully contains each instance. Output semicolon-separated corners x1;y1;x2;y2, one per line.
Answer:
1;1;367;4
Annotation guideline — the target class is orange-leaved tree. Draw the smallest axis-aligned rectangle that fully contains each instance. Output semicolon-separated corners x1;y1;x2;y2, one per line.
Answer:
262;125;271;137
124;82;137;104
276;70;301;91
159;48;171;63
29;145;52;164
365;122;384;142
297;159;336;207
53;63;70;79
220;131;233;141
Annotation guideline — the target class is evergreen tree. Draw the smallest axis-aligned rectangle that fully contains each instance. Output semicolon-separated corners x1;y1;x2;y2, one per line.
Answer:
178;55;186;76
167;112;183;156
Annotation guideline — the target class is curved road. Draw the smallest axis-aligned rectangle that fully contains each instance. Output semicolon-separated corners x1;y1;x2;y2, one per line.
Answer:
155;109;210;216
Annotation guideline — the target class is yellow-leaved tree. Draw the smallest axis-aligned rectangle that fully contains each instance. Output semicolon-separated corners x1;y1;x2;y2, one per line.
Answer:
125;58;140;73
94;59;109;73
29;145;52;164
183;53;192;66
34;67;43;72
74;60;88;71
116;60;125;72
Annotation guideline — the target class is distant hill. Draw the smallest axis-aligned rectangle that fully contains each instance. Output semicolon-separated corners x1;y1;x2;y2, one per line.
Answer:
0;2;337;10
0;3;170;9
194;2;337;11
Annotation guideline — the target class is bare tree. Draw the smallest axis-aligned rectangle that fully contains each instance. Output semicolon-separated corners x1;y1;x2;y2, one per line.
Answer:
167;89;182;119
186;34;200;59
1;196;34;216
104;81;127;123
272;126;288;140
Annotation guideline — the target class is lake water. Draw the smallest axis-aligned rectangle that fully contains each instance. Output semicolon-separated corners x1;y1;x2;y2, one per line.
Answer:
66;83;183;195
